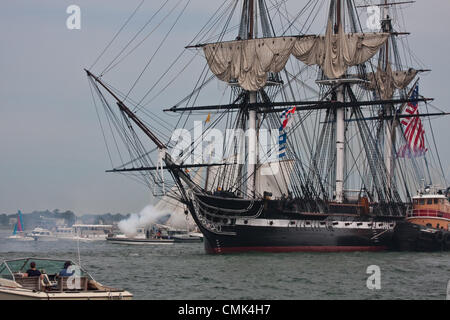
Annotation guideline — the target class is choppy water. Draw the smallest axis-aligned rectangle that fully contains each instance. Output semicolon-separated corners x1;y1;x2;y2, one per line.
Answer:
0;230;448;300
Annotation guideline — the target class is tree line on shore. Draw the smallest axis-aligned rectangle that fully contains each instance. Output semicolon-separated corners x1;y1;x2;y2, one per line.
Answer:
0;209;130;230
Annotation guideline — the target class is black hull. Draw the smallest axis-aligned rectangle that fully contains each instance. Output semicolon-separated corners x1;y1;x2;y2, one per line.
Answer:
201;225;393;254
187;194;397;254
392;221;450;252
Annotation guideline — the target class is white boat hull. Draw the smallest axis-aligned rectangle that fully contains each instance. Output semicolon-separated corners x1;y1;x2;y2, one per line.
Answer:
7;236;34;241
107;238;174;245
31;236;58;242
0;287;133;300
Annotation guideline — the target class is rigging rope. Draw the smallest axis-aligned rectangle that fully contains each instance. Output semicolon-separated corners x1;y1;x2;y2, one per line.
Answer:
90;0;145;71
101;0;171;76
127;0;190;102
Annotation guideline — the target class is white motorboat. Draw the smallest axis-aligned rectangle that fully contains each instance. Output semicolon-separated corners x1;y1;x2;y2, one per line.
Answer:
107;227;175;245
107;226;202;245
0;258;133;300
27;228;57;241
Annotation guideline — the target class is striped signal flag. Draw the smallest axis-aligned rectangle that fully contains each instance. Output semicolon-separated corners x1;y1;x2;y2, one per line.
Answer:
279;107;296;158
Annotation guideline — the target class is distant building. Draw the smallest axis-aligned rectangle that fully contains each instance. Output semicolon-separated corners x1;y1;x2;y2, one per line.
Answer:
55;219;66;226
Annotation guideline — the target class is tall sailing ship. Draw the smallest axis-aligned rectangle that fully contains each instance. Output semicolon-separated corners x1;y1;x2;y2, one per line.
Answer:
85;0;449;253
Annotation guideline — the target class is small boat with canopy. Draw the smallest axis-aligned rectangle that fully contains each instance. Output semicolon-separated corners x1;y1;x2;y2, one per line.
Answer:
0;258;133;300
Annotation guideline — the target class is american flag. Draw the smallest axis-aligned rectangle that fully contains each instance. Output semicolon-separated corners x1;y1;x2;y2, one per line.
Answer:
398;85;427;158
279;107;296;158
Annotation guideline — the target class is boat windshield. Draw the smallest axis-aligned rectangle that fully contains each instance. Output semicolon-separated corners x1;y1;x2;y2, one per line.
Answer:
0;258;91;280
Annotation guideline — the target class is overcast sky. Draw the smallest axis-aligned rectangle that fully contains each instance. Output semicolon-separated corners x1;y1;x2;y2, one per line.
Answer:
0;0;449;215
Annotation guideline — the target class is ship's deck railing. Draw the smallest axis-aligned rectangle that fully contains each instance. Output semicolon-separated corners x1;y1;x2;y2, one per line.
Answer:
407;210;450;220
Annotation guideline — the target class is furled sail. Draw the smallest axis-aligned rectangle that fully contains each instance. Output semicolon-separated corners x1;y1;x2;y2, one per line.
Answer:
202;20;388;91
203;37;297;91
292;20;389;79
363;64;418;99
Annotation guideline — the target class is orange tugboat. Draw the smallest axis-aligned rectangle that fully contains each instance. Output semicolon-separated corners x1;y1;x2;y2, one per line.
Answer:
393;187;450;251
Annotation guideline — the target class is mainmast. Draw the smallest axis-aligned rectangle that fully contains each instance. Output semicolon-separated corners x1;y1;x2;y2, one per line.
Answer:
334;0;345;203
246;0;258;198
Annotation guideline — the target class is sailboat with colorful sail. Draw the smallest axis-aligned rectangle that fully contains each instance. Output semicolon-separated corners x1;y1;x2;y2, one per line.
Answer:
8;211;33;241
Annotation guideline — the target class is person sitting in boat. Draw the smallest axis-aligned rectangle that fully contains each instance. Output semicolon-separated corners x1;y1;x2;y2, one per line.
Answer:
25;261;43;279
59;261;75;277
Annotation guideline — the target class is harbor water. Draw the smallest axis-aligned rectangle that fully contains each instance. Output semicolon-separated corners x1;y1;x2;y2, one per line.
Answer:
0;230;448;300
